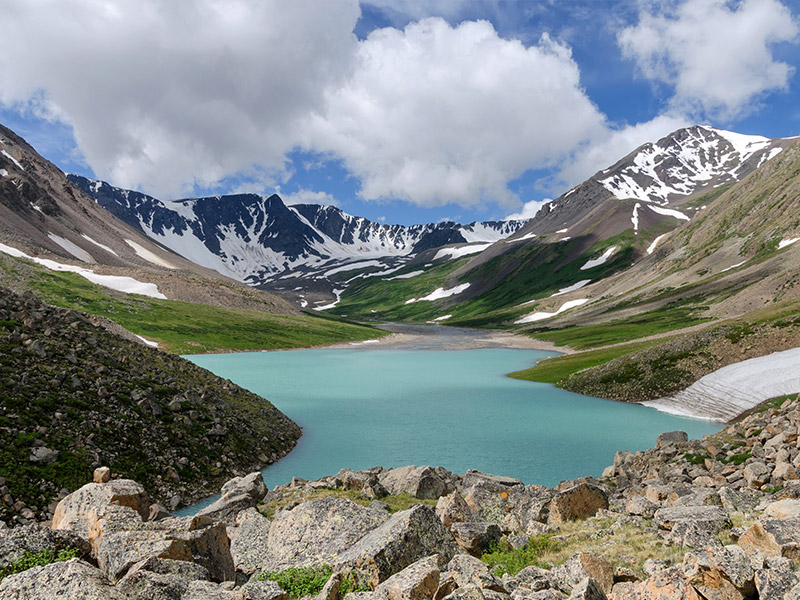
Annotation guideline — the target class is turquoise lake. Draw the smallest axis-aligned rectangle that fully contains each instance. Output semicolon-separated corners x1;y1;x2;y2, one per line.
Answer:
185;346;722;492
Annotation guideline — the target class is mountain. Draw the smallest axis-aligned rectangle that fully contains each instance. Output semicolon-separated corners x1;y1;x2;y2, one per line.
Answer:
69;175;527;306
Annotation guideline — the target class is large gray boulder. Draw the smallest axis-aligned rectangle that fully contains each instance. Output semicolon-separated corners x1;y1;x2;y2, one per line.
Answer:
0;524;89;568
51;479;151;537
229;508;271;575
196;472;268;526
264;497;390;571
450;522;502;557
379;466;456;500
87;505;234;582
652;506;731;532
0;558;126;599
656;431;688;448
116;556;211;600
738;517;800;559
551;553;613;596
436;491;480;528
548;484;608;525
682;545;756;600
375;554;441;600
336;504;460;585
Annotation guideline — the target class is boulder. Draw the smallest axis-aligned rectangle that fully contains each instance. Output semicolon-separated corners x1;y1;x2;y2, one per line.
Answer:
229;508;271;575
264;497;389;571
375;555;441;600
379;466;456;500
87;505;235;582
0;524;88;568
738;517;800;560
551;553;613;596
762;499;800;519
336;504;460;585
52;479;151;537
630;566;703;600
567;577;607;599
656;431;688;448
461;471;523;490
93;467;111;484
116;557;211;600
548;484;608;525
624;496;658;519
196;472;268;525
682;545;756;600
441;554;506;592
182;580;242;599
0;558;126;599
335;468;388;499
437;491;480;528
652;506;731;532
755;564;800;600
742;462;772;488
240;580;289;600
450;522;502;556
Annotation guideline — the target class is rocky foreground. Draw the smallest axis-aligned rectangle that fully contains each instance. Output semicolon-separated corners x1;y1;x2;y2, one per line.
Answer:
2;395;800;599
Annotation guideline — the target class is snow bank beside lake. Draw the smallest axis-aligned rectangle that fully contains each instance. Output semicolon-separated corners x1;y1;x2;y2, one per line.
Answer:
643;347;800;422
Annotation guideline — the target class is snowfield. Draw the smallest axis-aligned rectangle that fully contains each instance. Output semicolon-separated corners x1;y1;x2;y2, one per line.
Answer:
643;347;800;422
778;238;800;250
47;233;95;263
551;280;591;296
0;242;167;299
514;298;589;324
434;243;493;261
580;247;616;271
647;234;668;255
125;240;176;269
646;204;690;221
405;283;471;304
81;234;119;257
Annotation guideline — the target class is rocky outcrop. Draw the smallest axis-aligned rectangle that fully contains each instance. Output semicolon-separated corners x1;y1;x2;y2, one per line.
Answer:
196;472;268;526
52;479;151;536
0;558;126;599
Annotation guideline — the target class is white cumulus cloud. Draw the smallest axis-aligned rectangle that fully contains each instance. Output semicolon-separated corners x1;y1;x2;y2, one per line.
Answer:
283;189;339;207
618;0;799;120
505;199;552;221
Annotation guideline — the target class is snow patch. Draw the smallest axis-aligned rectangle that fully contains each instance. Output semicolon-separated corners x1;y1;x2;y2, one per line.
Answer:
581;246;617;270
506;232;536;243
631;203;640;233
643;347;800;421
0;169;7;177
778;238;800;250
81;234;118;257
647;234;667;255
434;243;493;261
349;339;381;345
125;239;176;269
313;289;344;311
555;228;568;233
646;205;690;221
1;149;24;171
324;260;383;277
0;242;167;299
721;260;747;273
551;280;591;296
429;314;452;322
47;233;95;263
135;335;159;348
514;298;589;324
405;283;471;304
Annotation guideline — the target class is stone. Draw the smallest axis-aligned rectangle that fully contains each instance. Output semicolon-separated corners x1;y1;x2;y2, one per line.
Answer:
87;505;235;582
376;555;441;600
666;520;724;549
738;517;800;560
182;580;242;599
624;496;658;518
762;499;800;519
742;462;772;488
567;577;607;599
442;554;506;592
0;524;81;568
116;557;211;600
264;497;389;571
336;504;459;585
548;484;608;525
551;553;613;596
93;466;111;484
28;446;59;465
437;491;480;528
461;471;523;490
196;472;268;525
0;558;126;599
52;479;151;537
451;522;502;556
240;580;290;600
682;545;755;600
379;466;456;500
230;508;271;575
632;566;703;600
755;566;800;600
657;431;688;448
652;506;731;532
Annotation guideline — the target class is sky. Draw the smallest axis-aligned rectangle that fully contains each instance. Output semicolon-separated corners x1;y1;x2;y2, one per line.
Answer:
1;0;799;226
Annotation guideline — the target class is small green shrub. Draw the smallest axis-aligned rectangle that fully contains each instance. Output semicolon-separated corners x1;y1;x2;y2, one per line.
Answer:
721;452;752;465
0;547;80;581
684;453;709;465
255;564;369;598
481;535;555;576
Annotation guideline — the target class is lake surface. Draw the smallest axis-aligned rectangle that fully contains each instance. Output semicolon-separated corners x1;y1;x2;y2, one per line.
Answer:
185;346;722;493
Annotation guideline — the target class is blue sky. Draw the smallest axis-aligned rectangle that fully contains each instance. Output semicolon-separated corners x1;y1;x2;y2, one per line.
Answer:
1;0;799;225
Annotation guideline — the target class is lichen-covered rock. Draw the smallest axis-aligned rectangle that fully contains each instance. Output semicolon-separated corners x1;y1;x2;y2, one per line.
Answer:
379;466;456;500
0;558;126;599
230;508;271;575
0;524;88;568
437;491;479;528
762;499;800;519
441;554;506;593
548;484;608;525
450;522;501;557
629;566;703;600
264;497;389;571
375;555;441;600
568;577;607;599
182;579;242;599
51;479;151;537
551;553;613;596
754;561;800;600
738;517;800;559
336;504;459;585
682;545;755;600
652;506;731;532
240;579;289;600
624;496;658;518
742;462;772;489
196;472;268;525
657;431;688;448
116;556;211;600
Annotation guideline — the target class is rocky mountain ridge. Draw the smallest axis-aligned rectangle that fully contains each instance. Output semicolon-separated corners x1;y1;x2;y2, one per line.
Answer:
2;393;800;599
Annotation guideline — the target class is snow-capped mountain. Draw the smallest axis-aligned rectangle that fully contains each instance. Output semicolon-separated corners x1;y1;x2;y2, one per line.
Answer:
520;125;793;237
69;175;527;291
